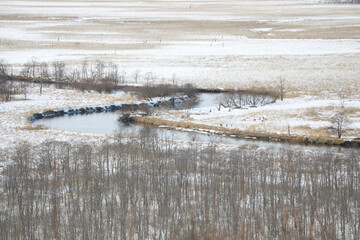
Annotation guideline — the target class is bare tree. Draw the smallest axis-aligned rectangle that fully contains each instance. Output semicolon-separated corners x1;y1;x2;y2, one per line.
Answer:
52;61;66;81
216;91;276;110
20;62;31;77
133;70;140;83
172;73;176;86
20;58;39;78
337;89;347;108
277;77;286;101
0;68;14;101
0;79;11;101
106;62;119;85
69;68;80;83
39;62;50;79
145;72;155;85
81;60;89;79
38;62;49;95
327;0;360;3
20;81;30;100
120;70;126;85
29;58;39;78
94;59;105;81
331;112;349;138
0;58;8;75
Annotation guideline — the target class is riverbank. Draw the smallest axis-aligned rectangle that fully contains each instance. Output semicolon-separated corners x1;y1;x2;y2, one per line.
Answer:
133;94;360;147
134;116;360;147
0;85;137;150
2;84;360;150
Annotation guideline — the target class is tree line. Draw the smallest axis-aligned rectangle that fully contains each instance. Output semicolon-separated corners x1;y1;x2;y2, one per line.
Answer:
0;58;193;101
1;134;359;239
0;58;177;87
325;0;360;3
215;90;278;110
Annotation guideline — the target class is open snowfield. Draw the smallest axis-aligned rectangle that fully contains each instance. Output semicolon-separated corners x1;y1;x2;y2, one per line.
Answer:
1;0;360;93
1;0;360;146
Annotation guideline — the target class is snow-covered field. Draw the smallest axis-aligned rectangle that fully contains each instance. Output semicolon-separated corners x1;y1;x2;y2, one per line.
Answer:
1;0;359;92
1;0;360;146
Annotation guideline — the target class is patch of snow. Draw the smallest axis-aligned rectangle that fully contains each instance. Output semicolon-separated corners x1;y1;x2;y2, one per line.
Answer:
277;29;304;32
250;28;273;32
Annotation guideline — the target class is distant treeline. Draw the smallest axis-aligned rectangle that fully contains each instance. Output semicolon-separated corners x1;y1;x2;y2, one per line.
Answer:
0;58;201;102
0;58;179;87
1;135;359;239
324;0;360;3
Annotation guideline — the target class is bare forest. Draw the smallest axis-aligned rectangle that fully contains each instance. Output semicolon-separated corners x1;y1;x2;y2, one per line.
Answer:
1;134;359;239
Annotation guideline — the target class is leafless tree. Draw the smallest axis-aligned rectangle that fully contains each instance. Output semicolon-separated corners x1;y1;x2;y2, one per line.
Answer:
20;59;39;78
277;77;286;101
94;59;105;81
81;59;89;79
39;62;50;79
331;112;349;138
29;58;39;78
1;140;359;239
172;73;176;85
0;58;8;75
20;62;31;77
337;89;347;108
327;0;360;3
120;70;126;85
106;62;119;85
216;93;233;109
69;68;80;83
145;72;155;85
20;81;30;100
216;91;276;110
133;70;140;83
0;75;14;102
52;61;66;81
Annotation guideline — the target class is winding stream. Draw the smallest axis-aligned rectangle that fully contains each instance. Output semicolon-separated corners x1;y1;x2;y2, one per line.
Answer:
32;93;355;153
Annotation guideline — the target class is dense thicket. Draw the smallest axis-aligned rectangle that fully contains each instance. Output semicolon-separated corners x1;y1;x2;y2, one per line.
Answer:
1;136;359;239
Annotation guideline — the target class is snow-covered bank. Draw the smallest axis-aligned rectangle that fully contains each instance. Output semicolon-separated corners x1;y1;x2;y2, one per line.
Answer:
0;86;137;150
135;95;360;145
1;84;359;151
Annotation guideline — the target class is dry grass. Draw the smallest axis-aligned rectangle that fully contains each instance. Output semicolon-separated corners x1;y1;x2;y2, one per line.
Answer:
304;108;324;121
135;115;348;146
1;0;360;96
342;107;360;116
18;125;47;131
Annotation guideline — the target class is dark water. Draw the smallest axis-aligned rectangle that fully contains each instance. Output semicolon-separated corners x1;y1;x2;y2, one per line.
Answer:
32;93;352;153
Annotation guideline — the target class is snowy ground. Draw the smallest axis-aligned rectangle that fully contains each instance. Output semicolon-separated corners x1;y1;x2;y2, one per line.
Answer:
1;0;359;146
1;0;359;94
